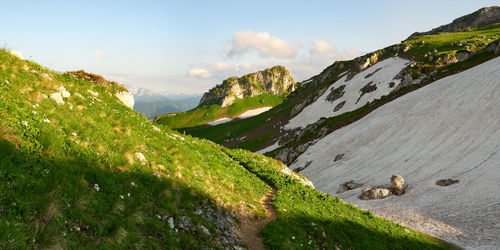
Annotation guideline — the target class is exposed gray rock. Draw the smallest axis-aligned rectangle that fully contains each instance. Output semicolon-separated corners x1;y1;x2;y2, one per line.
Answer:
178;216;192;230
455;50;472;62
391;174;406;195
436;179;459;186
336;180;363;194
326;85;346;102
333;154;344;162
199;225;211;236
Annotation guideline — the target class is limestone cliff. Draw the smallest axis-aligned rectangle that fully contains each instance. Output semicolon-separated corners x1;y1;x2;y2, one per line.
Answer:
198;66;296;107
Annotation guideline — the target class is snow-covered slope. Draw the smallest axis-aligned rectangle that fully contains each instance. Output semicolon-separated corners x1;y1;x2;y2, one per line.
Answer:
290;56;500;248
286;57;411;129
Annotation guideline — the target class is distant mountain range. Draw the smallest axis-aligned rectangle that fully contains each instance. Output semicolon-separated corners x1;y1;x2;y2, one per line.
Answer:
123;84;201;118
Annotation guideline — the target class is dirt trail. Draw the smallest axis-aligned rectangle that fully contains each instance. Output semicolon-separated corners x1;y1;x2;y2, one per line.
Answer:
237;188;277;250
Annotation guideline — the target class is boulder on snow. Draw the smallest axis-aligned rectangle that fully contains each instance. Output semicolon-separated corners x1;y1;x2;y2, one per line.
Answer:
391;174;406;195
360;187;391;200
336;180;363;194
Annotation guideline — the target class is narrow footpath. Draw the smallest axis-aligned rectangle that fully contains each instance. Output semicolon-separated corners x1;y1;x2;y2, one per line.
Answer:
237;188;277;250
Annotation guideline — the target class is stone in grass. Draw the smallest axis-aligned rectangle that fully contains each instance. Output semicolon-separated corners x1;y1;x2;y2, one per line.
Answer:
50;92;65;105
436;179;459;186
168;217;175;230
135;152;147;165
199;225;211;236
177;216;192;230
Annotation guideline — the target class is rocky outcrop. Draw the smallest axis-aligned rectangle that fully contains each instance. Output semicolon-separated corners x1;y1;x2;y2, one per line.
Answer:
198;66;296;107
115;91;135;109
409;6;500;38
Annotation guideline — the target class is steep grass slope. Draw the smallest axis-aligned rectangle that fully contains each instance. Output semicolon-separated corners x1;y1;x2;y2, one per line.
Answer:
291;55;500;248
0;49;450;249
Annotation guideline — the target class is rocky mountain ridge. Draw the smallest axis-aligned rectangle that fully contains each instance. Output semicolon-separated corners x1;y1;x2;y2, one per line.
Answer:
409;6;500;38
198;66;296;107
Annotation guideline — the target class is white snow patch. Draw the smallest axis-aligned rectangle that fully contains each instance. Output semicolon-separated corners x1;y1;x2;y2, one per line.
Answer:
206;106;273;126
286;57;411;129
256;141;280;154
206;117;233;126
237;106;272;118
291;56;500;248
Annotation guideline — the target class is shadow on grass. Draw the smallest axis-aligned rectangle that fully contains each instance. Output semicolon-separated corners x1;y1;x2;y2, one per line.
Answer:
0;139;221;249
263;215;455;250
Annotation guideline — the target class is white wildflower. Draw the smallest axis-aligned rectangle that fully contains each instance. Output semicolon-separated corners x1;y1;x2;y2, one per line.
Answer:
127;192;130;197
130;182;136;187
71;132;77;137
93;184;100;192
43;119;51;123
119;195;124;199
292;236;295;240
32;105;37;109
32;111;37;115
21;121;28;127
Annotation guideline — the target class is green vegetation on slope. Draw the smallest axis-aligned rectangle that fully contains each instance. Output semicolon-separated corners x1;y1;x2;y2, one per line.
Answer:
0;49;451;249
156;93;284;129
0;50;269;248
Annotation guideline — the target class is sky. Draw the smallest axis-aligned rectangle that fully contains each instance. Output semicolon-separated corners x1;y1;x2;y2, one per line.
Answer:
1;0;498;95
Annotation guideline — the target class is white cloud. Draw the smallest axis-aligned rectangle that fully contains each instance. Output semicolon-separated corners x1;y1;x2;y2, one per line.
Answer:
95;49;103;58
188;68;211;79
213;62;233;70
312;40;336;54
228;31;297;58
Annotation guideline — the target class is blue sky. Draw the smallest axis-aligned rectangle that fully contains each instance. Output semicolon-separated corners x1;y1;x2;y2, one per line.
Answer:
1;0;498;94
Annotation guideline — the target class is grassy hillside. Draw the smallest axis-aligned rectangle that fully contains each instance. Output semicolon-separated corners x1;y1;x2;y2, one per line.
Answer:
182;24;500;155
0;49;451;249
156;93;284;129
